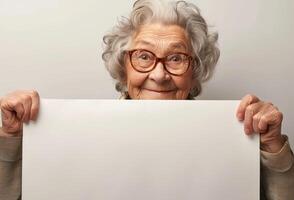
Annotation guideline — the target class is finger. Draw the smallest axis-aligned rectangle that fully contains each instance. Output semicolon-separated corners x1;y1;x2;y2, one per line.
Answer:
236;94;260;121
1;99;24;132
253;110;270;134
15;103;25;120
244;107;254;134
252;112;263;133
1;111;23;133
4;98;25;120
29;91;40;121
243;101;263;135
258;110;283;132
21;95;32;123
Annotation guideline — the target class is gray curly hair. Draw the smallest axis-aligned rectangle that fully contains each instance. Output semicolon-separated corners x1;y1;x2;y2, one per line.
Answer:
102;0;220;98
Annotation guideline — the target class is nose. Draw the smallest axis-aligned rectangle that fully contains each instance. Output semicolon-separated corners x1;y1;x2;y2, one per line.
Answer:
148;62;171;83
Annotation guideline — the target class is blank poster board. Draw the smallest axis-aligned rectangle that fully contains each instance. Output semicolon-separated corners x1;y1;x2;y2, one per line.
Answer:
23;99;259;200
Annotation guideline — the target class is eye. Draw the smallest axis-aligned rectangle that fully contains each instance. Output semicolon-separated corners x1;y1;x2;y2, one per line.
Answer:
167;54;184;62
138;51;153;61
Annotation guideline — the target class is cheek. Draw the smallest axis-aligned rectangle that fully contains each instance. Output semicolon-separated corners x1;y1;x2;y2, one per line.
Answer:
173;72;193;92
126;62;147;89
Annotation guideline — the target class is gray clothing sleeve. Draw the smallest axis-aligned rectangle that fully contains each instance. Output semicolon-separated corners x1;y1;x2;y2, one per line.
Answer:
0;128;22;200
260;135;294;200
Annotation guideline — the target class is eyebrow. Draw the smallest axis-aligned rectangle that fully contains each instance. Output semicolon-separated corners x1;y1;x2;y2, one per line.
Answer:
134;40;188;51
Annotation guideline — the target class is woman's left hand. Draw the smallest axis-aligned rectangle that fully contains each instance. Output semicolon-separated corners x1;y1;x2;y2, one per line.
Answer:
236;94;285;153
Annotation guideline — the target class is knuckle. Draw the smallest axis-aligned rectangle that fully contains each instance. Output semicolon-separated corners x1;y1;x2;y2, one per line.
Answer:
9;98;20;107
245;105;254;113
253;114;260;121
30;90;39;98
247;94;256;101
260;115;267;123
264;101;273;108
275;111;283;121
23;95;32;103
243;94;253;102
273;105;279;111
245;94;253;99
267;101;273;106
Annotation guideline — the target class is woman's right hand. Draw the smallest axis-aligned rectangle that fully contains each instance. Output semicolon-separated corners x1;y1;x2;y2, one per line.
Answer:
0;90;40;136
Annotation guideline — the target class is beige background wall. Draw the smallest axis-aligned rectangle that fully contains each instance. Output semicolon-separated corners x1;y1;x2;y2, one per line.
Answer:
0;0;293;146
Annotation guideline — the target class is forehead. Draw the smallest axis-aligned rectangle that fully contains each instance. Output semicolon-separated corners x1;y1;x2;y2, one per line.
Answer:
131;23;189;51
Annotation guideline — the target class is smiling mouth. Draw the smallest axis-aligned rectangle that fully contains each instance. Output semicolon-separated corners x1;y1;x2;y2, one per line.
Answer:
143;88;174;93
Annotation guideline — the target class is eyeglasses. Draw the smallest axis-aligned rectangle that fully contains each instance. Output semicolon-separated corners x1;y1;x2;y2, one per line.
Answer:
127;49;193;76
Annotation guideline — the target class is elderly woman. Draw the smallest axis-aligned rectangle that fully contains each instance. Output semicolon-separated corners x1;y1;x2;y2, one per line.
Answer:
0;0;293;199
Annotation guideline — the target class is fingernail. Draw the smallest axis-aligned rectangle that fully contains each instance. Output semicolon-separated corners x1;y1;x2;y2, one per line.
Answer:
245;128;250;135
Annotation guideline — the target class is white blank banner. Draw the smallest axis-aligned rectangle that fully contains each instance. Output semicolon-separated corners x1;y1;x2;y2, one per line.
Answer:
23;99;259;200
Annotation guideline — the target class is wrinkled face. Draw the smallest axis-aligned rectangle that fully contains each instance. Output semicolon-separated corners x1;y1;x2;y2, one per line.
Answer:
125;23;194;100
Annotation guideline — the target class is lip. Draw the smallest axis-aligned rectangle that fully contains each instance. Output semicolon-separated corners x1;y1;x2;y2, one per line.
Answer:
143;88;175;93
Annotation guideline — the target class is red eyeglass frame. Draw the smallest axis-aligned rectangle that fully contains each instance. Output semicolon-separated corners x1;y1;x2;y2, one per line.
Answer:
126;49;194;76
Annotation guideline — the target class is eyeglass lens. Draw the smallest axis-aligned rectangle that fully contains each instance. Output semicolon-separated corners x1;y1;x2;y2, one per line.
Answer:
130;49;190;75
